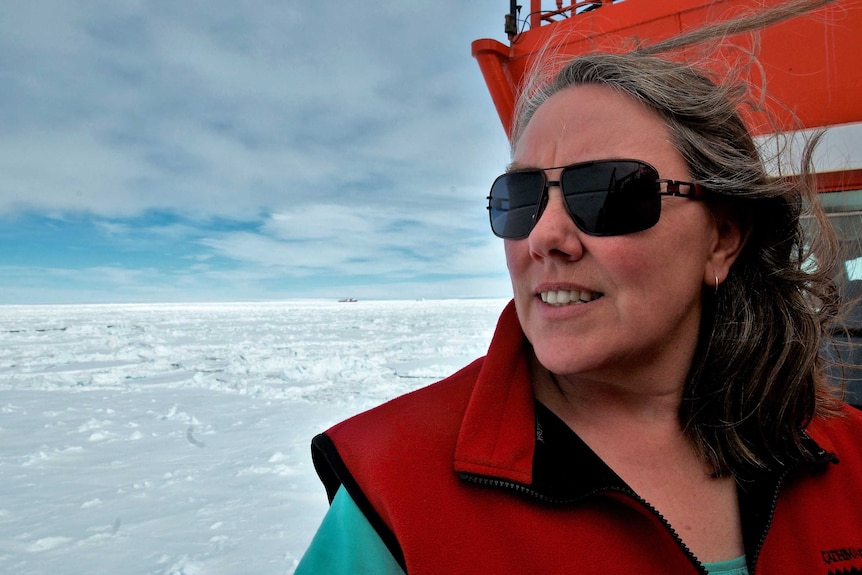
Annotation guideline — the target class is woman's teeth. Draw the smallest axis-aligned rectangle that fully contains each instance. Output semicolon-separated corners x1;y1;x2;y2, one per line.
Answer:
540;290;602;306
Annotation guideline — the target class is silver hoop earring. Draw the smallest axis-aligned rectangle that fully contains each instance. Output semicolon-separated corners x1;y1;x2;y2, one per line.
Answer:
714;274;720;296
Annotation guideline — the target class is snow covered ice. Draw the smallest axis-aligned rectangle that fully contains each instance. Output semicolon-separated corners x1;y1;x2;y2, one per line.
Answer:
0;298;507;574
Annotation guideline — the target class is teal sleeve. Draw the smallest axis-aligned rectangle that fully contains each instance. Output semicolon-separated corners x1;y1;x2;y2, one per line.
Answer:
295;486;405;575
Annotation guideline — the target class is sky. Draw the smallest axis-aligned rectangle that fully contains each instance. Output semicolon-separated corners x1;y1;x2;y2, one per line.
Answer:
5;2;862;306
0;1;516;304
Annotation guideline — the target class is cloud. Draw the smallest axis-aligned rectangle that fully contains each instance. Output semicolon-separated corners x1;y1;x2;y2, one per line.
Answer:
198;200;507;279
0;1;509;216
0;1;512;303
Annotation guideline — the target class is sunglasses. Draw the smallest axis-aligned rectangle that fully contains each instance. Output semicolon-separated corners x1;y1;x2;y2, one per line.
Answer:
487;159;706;238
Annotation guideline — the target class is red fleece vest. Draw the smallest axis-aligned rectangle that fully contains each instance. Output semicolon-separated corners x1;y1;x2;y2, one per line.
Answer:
314;302;862;574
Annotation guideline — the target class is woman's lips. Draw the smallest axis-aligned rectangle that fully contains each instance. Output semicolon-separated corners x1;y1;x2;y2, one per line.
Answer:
539;289;603;306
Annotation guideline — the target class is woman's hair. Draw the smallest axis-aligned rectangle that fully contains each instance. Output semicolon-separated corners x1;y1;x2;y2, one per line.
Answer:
512;0;843;477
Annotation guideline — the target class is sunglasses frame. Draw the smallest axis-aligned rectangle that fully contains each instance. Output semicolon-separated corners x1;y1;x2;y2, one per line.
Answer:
487;159;707;239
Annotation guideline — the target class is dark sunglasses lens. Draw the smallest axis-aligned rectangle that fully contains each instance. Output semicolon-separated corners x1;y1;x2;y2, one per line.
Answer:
561;161;661;235
489;171;545;238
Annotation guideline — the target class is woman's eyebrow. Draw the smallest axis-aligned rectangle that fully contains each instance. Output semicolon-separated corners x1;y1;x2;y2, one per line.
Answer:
506;161;534;172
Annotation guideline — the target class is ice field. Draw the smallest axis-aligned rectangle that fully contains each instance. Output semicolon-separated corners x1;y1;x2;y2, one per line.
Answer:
0;298;507;574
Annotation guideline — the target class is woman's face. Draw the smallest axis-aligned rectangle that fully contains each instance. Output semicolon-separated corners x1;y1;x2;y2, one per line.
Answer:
506;84;737;388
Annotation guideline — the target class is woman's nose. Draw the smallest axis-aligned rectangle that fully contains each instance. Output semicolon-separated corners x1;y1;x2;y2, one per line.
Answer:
528;187;585;261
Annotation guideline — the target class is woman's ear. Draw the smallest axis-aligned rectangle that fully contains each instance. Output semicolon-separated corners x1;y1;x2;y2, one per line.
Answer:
705;204;751;286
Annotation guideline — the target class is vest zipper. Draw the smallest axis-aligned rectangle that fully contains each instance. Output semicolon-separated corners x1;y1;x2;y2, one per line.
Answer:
744;440;836;573
459;472;710;575
746;456;828;572
746;466;789;574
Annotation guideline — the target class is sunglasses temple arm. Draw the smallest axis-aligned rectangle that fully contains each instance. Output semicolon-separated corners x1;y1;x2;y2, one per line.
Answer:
659;179;706;199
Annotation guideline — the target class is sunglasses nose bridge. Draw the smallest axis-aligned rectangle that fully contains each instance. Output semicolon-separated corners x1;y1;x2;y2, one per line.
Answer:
531;179;565;230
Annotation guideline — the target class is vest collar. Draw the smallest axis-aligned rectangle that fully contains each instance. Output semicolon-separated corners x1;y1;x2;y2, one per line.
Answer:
452;300;837;572
453;300;536;485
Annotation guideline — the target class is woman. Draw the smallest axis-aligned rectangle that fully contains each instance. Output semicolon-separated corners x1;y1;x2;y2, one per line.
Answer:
296;8;862;575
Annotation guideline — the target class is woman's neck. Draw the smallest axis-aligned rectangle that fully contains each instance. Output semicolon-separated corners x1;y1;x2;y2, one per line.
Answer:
531;360;744;564
531;357;686;435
